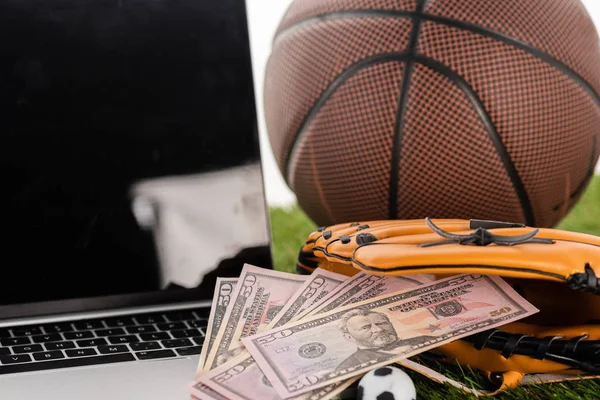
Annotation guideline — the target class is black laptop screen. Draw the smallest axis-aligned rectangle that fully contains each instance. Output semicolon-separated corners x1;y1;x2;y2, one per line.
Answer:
0;0;272;316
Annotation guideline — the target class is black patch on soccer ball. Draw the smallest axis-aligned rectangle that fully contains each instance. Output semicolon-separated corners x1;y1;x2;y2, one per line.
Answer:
376;392;395;400
356;385;364;400
374;367;393;376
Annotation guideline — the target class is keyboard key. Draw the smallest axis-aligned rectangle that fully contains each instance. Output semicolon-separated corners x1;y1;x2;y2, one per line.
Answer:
74;321;105;330
134;314;165;324
45;341;76;350
66;348;98;358
176;346;202;356
40;323;75;333
140;332;170;341
98;345;129;354
135;349;176;360
164;311;196;322
130;342;161;351
187;320;208;329
0;353;135;375
171;329;200;338
0;348;10;355
12;344;43;354
126;325;156;334
33;351;65;361
108;335;139;344
161;339;192;348
191;336;205;346
96;328;126;337
103;317;135;328
1;337;31;346
32;334;63;343
0;329;11;338
64;331;94;340
157;323;185;331
193;308;210;318
0;354;32;364
77;338;107;347
12;327;42;337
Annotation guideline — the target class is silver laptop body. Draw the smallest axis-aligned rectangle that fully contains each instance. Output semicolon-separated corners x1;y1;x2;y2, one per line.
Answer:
0;0;272;398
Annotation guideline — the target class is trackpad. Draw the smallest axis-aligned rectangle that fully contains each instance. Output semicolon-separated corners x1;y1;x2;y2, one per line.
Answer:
0;356;198;400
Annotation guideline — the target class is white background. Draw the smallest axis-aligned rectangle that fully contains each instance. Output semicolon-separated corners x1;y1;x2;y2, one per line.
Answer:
245;0;600;207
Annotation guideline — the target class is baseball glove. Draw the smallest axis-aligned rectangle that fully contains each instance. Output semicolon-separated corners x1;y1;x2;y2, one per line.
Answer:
296;218;600;393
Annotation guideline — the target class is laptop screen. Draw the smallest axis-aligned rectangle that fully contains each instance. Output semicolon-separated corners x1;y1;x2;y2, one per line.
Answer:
0;0;272;319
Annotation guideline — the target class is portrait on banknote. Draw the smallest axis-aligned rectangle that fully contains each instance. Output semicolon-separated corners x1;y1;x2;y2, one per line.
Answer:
335;309;435;371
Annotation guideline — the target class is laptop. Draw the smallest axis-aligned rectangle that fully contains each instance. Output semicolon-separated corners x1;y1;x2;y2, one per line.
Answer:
0;0;273;398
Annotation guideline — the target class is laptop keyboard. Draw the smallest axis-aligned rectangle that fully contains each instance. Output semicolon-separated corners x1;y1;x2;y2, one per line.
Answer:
0;309;207;374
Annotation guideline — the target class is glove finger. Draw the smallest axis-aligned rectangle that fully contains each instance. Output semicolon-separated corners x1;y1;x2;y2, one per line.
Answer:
310;218;531;250
314;219;471;260
301;221;406;261
299;219;470;276
306;220;399;243
350;230;600;286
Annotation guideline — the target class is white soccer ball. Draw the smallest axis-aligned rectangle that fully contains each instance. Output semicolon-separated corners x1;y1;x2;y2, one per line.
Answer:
357;365;417;400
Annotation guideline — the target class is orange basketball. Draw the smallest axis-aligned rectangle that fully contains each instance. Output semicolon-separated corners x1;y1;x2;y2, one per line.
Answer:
263;0;600;228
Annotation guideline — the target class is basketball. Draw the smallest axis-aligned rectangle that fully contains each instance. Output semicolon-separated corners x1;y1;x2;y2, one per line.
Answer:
263;0;600;228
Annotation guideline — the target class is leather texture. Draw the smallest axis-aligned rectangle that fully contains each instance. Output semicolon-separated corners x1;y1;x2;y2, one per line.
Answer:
296;218;600;392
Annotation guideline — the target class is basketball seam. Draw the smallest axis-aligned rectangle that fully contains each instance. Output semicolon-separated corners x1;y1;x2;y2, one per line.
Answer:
274;10;415;41
284;53;412;183
552;136;598;212
388;65;414;220
414;55;536;226
274;10;600;107
272;1;297;47
284;52;535;225
388;0;426;220
279;7;593;225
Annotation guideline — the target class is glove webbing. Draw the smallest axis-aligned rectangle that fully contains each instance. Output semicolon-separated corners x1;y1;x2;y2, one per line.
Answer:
465;329;600;374
567;264;600;295
421;217;554;247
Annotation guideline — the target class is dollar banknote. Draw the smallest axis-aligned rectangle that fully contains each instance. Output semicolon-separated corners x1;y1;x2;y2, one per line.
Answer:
190;382;229;400
190;353;356;400
243;274;539;398
203;264;307;371
297;272;431;321
190;268;354;400
268;269;347;329
191;272;420;399
198;278;239;371
189;272;423;399
289;272;365;321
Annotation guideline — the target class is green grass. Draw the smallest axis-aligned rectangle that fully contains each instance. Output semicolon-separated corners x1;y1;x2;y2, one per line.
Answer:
557;175;600;236
269;175;600;399
269;205;319;274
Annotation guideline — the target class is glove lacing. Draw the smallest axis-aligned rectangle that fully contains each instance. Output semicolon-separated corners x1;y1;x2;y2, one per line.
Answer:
567;264;600;295
465;329;600;374
420;217;554;247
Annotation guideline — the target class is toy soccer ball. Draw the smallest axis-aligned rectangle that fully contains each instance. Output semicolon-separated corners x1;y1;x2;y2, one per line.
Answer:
357;366;416;400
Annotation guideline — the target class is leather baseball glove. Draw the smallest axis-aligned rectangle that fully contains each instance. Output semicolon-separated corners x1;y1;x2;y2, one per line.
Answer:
296;218;600;393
